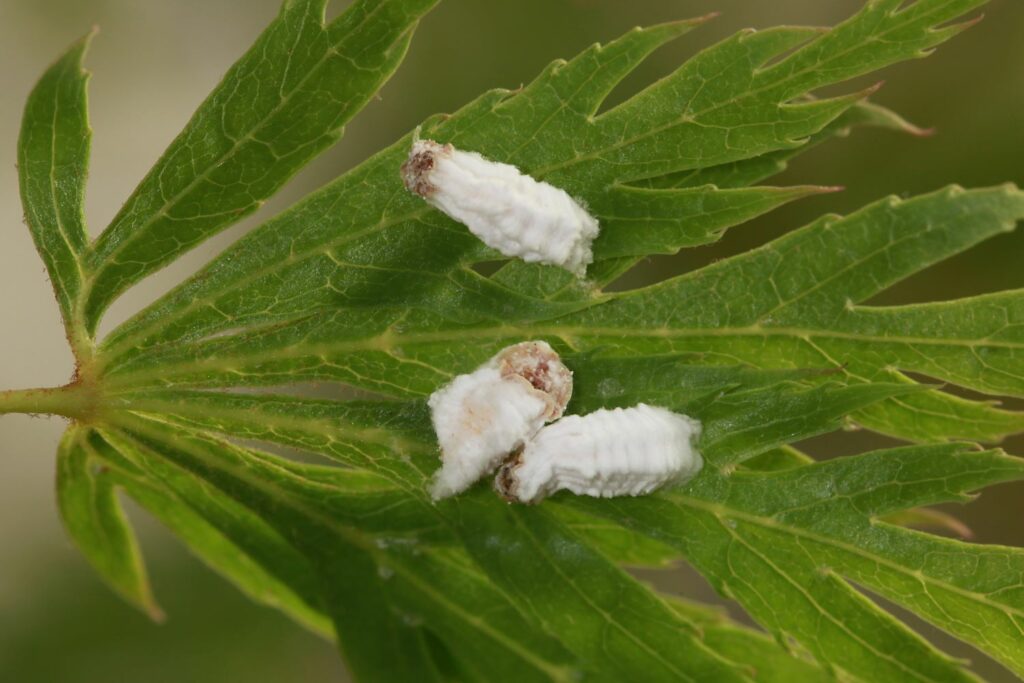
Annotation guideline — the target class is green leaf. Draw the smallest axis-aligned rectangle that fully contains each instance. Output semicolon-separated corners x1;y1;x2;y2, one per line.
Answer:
565;358;925;466
445;494;751;683
55;427;161;620
562;185;1024;442
643;99;933;191
108;415;586;682
116;390;436;490
107;416;450;681
81;0;440;330
95;187;1024;447
551;504;681;568
88;428;333;637
17;30;93;337
96;2;981;361
495;99;929;295
98;366;918;678
379;546;585;683
574;443;1024;679
10;1;1024;681
101;373;936;675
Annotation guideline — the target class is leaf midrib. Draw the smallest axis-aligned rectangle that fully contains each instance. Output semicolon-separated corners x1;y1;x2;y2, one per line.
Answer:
46;89;87;285
101;321;1024;390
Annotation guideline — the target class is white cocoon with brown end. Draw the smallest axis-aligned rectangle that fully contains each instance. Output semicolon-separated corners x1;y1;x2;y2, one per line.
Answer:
495;404;703;504
428;341;572;500
402;139;599;277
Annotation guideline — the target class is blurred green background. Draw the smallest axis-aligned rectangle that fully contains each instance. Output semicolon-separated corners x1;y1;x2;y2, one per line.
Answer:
0;0;1021;681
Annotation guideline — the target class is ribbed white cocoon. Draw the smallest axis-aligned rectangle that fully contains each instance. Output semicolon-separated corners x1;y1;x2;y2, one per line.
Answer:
496;404;703;504
403;140;599;277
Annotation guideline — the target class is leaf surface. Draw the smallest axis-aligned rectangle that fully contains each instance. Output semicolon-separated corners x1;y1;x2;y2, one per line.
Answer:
10;1;1024;681
574;443;1024;678
17;32;93;334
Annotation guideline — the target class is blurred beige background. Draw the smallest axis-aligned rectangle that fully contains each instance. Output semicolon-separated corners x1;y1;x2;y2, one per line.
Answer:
0;0;1021;680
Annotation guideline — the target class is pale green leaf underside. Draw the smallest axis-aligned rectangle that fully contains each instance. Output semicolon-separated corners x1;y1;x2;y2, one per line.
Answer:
12;0;1024;681
17;30;93;336
56;427;161;620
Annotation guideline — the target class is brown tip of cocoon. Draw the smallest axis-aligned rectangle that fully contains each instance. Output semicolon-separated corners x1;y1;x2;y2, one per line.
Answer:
401;139;450;197
496;341;573;420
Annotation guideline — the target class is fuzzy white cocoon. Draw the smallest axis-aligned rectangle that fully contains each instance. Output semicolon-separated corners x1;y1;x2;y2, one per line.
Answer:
428;341;572;500
495;404;703;504
402;139;599;277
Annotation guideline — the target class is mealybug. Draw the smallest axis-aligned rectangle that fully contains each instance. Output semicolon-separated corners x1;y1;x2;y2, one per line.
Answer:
428;341;572;500
495;404;702;504
402;139;600;277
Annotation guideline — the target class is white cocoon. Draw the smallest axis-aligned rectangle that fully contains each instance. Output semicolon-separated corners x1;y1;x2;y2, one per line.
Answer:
495;404;702;504
402;139;599;277
428;341;572;500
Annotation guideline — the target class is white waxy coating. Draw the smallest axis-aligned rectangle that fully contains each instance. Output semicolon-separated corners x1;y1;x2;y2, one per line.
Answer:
402;139;599;277
428;341;572;500
495;404;702;504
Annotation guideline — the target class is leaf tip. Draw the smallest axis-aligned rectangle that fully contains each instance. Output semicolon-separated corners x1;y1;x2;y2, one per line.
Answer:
953;521;975;541
624;13;717;48
946;12;986;34
862;80;885;97
144;600;167;624
786;184;845;200
54;25;99;79
77;24;100;53
660;12;720;31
